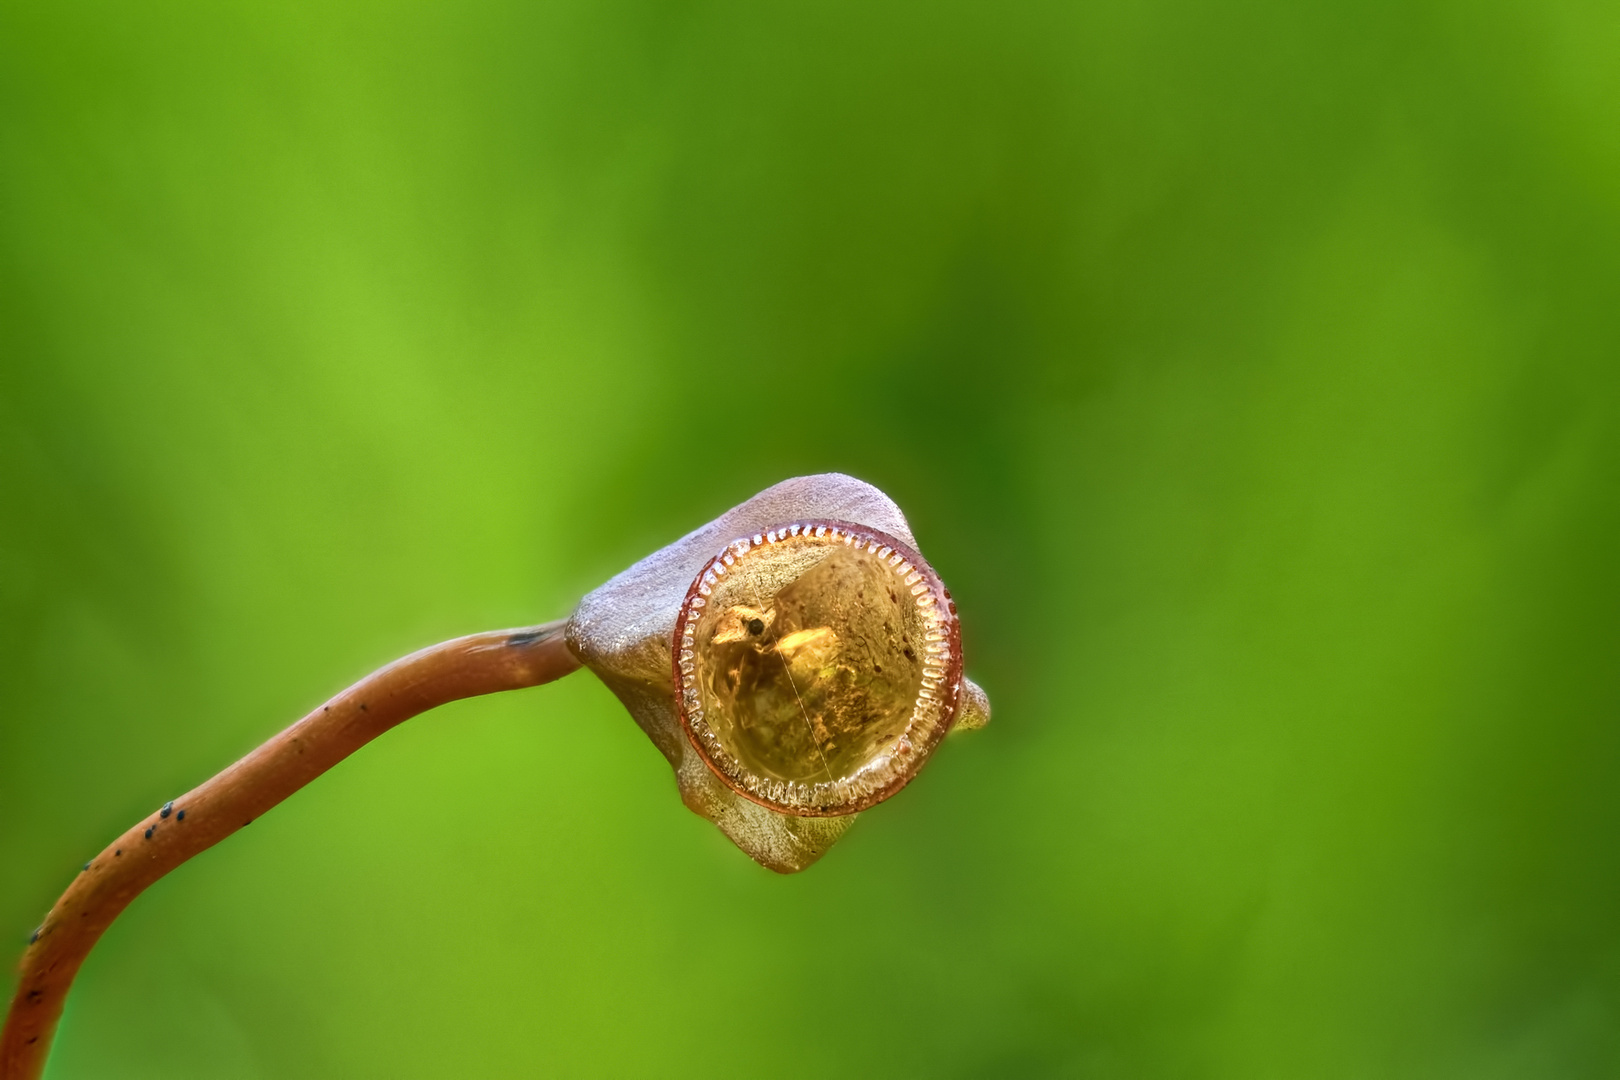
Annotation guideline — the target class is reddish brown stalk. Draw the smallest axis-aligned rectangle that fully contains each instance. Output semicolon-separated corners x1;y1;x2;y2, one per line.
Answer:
0;620;580;1080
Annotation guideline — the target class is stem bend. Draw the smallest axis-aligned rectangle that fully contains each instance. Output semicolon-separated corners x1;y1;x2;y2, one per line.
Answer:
1;620;580;1080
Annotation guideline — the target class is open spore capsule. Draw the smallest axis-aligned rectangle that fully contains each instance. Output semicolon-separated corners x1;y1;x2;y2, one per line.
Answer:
673;521;963;816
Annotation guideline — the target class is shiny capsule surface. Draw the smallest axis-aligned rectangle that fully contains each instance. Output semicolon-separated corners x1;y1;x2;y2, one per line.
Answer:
673;521;961;816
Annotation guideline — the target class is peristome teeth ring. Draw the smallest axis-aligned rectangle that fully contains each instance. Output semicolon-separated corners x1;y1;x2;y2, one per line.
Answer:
672;520;963;816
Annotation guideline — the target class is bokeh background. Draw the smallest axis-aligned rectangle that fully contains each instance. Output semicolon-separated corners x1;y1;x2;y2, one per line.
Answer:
4;1;1619;1076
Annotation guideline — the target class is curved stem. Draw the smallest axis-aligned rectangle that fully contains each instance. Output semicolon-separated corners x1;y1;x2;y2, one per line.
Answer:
1;620;580;1080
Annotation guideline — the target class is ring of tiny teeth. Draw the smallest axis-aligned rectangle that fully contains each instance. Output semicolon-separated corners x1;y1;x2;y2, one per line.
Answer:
675;522;954;811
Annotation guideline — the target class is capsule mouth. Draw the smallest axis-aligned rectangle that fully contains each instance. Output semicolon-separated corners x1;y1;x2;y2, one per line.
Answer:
672;520;963;816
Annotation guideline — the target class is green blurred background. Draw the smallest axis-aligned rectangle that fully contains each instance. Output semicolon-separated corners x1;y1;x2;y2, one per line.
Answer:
4;0;1618;1076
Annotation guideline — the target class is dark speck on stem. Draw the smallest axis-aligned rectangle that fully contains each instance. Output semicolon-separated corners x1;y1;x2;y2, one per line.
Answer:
359;702;368;712
81;863;89;873
144;827;154;840
160;801;173;818
176;809;186;821
115;849;122;856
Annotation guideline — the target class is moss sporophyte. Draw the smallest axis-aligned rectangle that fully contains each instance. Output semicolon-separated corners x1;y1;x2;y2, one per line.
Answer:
0;474;990;1078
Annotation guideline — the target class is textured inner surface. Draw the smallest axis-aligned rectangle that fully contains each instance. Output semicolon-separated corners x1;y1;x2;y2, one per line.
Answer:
696;546;923;784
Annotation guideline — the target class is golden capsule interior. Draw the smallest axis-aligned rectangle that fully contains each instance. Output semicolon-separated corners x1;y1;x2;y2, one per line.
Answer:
675;523;959;815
